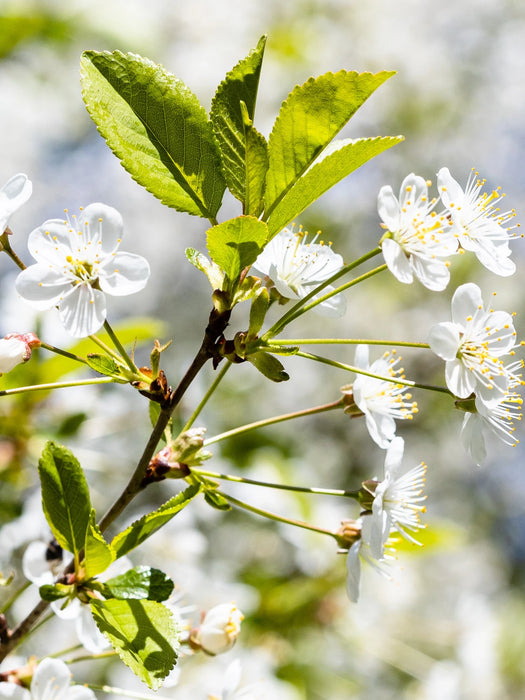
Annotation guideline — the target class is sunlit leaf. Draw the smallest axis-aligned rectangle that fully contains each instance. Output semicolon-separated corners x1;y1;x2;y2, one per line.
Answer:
81;50;225;219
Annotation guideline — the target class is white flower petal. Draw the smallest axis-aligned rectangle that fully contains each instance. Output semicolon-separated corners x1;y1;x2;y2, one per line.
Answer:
399;173;428;207
345;541;362;603
410;256;449;291
354;344;369;370
99;252;150;296
31;658;72;700
311;287;346;317
427;322;461;361
0;338;28;374
67;688;97;700
477;249;515;277
0;173;32;233
365;411;396;449
15;265;72;309
377;185;400;231
27;220;76;265
445;358;475;398
384;436;405;475
437;167;464;208
450;283;482;325
381;238;413;284
460;413;487;465
0;684;31;699
80;202;123;253
58;285;106;337
76;606;110;653
22;541;54;586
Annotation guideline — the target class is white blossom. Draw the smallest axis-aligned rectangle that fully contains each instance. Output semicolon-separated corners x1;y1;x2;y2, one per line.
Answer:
0;173;32;235
428;283;517;406
460;362;523;464
378;173;457;291
0;658;96;700
194;602;244;655
346;516;394;604
15;203;150;337
252;227;346;316
438;167;520;277
370;436;427;559
347;344;418;448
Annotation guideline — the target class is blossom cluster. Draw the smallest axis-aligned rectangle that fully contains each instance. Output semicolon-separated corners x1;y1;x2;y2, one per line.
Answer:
378;168;520;290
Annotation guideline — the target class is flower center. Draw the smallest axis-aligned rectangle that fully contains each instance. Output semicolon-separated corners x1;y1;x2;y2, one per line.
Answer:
65;256;97;284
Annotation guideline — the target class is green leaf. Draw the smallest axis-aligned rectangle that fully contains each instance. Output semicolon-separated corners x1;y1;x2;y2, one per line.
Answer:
39;583;74;602
247;352;290;382
244;119;268;217
84;511;115;579
111;484;201;558
206;216;268;285
80;50;225;219
90;598;180;690
210;36;266;204
85;353;124;380
248;287;270;338
265;70;395;220
185;248;225;291
266;136;403;236
204;490;232;511
38;442;91;557
104;566;174;602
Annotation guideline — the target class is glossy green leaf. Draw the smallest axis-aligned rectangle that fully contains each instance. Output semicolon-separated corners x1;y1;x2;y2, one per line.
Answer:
90;598;180;690
85;353;124;380
103;565;174;602
38;442;91;557
84;511;115;579
266;136;403;236
247;352;290;382
111;484;201;558
39;583;73;602
244;117;269;217
248;287;270;338
206;216;268;284
204;490;232;511
265;70;395;218
81;50;225;219
210;36;266;204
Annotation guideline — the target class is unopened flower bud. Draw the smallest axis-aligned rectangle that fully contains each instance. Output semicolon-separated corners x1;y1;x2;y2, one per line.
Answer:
0;333;40;375
192;602;244;655
336;519;362;550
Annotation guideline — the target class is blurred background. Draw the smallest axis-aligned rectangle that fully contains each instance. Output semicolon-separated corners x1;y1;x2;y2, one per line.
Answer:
1;0;525;698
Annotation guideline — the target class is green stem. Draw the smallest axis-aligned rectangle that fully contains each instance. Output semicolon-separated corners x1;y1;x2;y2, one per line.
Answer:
47;643;83;660
217;490;340;540
0;581;30;615
103;320;138;374
89;334;123;362
283;263;387;326
0;377;115;397
193;468;360;500
203;398;343;446
39;341;88;365
262;247;382;339
181;361;232;432
269;338;430;349
65;650;116;664
295;350;452;394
